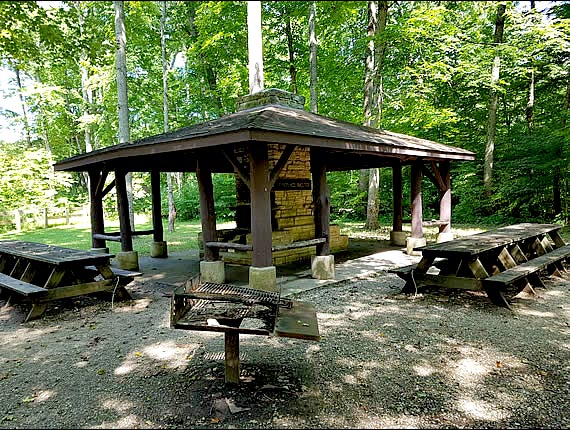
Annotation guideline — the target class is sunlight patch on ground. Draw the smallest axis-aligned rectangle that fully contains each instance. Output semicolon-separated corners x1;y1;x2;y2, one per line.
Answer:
142;340;196;369
457;398;509;421
454;358;488;383
101;398;135;413
90;414;151;429
0;324;60;347
111;298;153;313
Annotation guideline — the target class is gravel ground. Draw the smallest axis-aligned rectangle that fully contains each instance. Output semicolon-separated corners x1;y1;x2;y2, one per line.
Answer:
0;264;569;429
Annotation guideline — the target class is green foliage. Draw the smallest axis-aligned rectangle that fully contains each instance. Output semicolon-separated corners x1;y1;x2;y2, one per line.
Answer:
0;0;569;228
0;141;73;211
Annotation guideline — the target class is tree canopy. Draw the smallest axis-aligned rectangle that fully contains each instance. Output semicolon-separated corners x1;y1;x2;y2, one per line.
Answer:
0;1;568;226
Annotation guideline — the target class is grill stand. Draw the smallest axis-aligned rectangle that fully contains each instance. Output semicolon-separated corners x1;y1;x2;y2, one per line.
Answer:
171;276;320;384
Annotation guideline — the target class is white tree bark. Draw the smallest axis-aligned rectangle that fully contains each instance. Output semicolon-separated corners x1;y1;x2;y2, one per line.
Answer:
309;1;318;113
161;1;176;233
114;0;134;230
247;1;264;94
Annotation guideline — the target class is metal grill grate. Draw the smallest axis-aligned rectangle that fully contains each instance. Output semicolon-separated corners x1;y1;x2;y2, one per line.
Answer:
190;282;291;307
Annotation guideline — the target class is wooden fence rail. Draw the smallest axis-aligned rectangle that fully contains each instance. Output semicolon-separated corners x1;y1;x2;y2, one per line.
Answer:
0;205;89;232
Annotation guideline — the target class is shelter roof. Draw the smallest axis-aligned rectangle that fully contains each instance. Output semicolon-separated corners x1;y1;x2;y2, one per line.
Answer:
54;104;475;173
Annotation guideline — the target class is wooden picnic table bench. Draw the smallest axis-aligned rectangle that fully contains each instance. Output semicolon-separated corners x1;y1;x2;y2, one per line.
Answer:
390;223;569;309
0;240;139;321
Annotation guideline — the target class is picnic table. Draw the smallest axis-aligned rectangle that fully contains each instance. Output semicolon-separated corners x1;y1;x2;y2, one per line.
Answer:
0;240;141;322
390;223;570;309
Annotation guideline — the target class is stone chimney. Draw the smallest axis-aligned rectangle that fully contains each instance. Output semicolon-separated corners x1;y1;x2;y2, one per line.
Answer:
236;88;305;112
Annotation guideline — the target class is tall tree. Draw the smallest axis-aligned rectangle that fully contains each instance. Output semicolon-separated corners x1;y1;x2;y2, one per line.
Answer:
483;2;506;195
113;0;134;230
161;0;176;233
363;1;388;230
309;1;318;113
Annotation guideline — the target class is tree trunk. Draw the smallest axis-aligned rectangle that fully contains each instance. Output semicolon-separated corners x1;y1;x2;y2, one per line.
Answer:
309;1;318;113
114;0;134;230
484;3;506;196
161;1;176;233
362;1;377;221
363;1;388;230
247;1;264;94
554;76;569;216
13;64;31;146
285;14;297;94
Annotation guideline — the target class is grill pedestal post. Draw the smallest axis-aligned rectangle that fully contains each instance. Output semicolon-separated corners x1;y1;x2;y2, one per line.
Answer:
225;332;240;384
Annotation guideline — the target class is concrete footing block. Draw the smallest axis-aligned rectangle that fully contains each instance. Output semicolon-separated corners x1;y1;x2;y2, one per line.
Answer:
200;260;225;284
311;255;335;280
150;241;168;258
249;266;277;292
406;237;427;256
117;251;139;271
390;231;408;247
436;232;454;243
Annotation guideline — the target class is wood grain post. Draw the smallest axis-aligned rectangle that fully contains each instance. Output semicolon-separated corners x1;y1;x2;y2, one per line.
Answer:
310;148;330;255
224;332;240;384
439;161;451;234
150;170;164;242
196;159;219;261
115;169;133;252
89;170;106;249
392;163;403;233
249;144;272;267
410;161;423;239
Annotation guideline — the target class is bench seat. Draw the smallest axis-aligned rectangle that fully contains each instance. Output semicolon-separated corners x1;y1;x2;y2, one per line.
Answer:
0;272;47;297
85;265;142;278
484;244;570;288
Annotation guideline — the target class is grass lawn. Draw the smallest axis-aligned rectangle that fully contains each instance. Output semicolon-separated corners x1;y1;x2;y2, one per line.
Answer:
0;216;236;257
1;216;568;256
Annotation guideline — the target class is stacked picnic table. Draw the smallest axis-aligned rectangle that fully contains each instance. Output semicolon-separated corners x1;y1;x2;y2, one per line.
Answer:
390;223;570;309
0;240;141;321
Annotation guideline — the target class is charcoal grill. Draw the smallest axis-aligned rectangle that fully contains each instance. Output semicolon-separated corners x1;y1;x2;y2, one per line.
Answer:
170;275;320;384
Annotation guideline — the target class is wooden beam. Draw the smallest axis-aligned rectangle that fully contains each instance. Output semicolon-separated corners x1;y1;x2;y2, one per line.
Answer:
392;163;403;232
223;149;251;190
89;170;106;249
268;144;296;189
197;159;219;261
410;161;423;239
95;170;109;197
115;169;133;252
438;161;451;234
249;144;273;267
101;179;116;198
150;170;164;242
311;147;330;255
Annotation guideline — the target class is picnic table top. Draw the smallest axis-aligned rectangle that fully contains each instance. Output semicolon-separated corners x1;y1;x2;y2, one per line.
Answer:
416;223;563;258
0;240;114;266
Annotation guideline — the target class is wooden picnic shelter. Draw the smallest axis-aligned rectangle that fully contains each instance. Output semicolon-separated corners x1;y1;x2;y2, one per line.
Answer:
54;89;475;288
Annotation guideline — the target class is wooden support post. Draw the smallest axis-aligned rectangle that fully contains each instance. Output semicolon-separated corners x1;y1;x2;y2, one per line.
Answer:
150;170;164;242
196;159;219;261
410;161;423;239
89;170;106;249
249;145;272;267
310;148;330;255
439;161;451;234
115;170;133;252
392;163;403;233
224;332;240;384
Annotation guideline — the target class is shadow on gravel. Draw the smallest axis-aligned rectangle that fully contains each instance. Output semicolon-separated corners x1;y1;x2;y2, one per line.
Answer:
0;268;568;429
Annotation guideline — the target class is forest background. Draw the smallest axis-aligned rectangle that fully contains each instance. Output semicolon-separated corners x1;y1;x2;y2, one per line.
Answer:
0;0;569;235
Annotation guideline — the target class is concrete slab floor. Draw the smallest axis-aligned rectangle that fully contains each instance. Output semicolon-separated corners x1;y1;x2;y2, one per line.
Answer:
112;239;420;298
